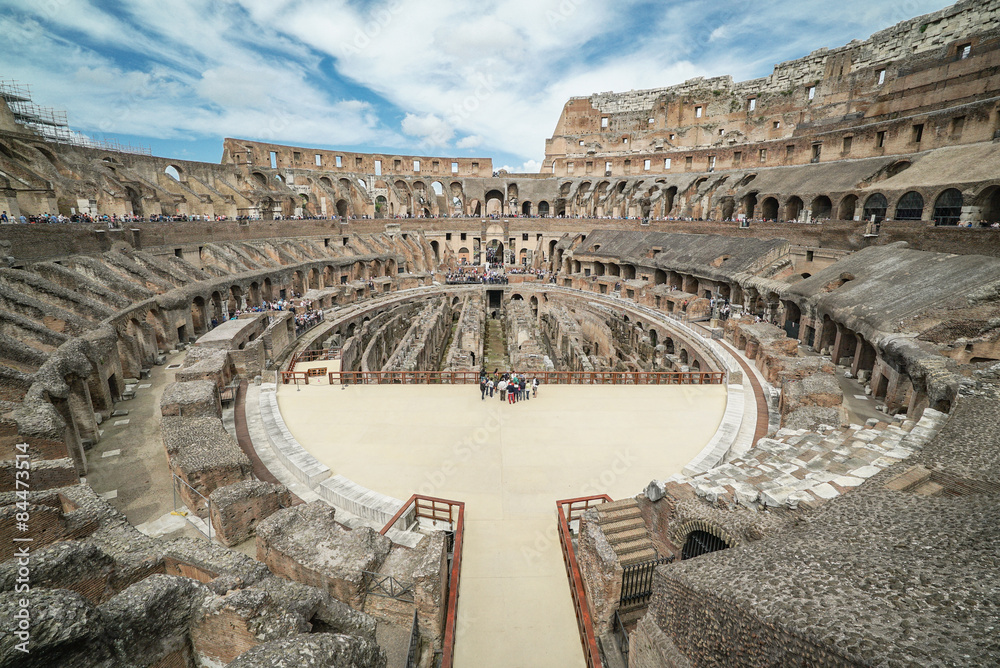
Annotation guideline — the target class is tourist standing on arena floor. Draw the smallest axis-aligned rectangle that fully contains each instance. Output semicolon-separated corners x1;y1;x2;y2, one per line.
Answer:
532;377;539;398
480;376;487;400
487;378;494;397
498;379;507;401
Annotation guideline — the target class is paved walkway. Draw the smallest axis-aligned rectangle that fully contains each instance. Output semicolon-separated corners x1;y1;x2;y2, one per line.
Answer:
276;383;727;667
84;351;203;541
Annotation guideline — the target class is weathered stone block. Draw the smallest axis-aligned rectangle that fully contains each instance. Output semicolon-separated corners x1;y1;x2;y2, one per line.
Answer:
159;380;220;419
256;501;392;607
209;479;292;547
228;632;387;668
160;416;252;515
98;574;211;667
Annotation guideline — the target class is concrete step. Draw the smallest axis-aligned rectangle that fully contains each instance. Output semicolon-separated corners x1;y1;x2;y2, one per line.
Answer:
597;506;641;524
619;548;657;566
606;528;649;546
601;518;645;535
613;537;655;555
597;497;638;514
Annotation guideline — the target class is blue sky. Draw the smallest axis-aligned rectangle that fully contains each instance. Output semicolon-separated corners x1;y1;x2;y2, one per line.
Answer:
0;0;951;172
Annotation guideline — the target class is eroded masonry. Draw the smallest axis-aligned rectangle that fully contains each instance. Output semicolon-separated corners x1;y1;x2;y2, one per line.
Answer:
2;0;1000;666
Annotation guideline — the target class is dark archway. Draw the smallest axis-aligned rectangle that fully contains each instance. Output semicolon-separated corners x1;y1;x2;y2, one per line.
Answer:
979;186;1000;224
761;197;779;220
681;530;730;560
810;195;832;220
894;191;924;220
537;201;550;217
784;196;804;222
862;193;888;222
837;194;858;221
933;188;963;226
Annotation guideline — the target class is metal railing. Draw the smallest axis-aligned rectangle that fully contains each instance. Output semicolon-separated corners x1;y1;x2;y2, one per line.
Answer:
405;609;420;668
363;571;415;602
620;556;674;608
556;494;612;668
381;495;465;668
321;370;724;386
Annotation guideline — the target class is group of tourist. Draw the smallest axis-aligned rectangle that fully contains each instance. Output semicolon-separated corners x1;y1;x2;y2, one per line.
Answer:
479;371;538;403
445;267;509;285
0;211;239;226
8;209;998;228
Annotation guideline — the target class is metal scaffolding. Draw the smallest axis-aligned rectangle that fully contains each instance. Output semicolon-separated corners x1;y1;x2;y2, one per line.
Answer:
0;79;151;156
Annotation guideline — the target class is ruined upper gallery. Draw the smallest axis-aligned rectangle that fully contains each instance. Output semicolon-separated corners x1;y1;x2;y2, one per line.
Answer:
543;0;1000;177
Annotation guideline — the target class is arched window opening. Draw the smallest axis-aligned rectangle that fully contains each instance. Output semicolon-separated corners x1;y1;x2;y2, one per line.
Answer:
894;191;924;220
682;530;730;560
933;188;963;226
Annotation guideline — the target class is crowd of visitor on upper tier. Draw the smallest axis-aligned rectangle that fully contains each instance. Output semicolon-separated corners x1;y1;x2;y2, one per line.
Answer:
3;210;998;228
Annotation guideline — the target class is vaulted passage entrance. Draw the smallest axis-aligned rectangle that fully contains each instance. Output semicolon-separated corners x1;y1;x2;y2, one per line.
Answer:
681;530;730;560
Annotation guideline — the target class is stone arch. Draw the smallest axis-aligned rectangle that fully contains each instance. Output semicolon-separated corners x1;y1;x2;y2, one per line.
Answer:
336;199;350;218
661;186;678;216
862;193;888;222
810;195;832;220
164;164;183;181
457;247;470;263
252;171;268;187
621;264;636;280
485;189;504;215
976;185;1000;224
894;191;924;220
742;192;758;219
308;267;321;289
430;240;440;263
932;188;964;226
719;197;735;220
263;278;274;302
249;282;261;307
210;291;224;323
837;194;858;221
190;296;208;336
761;196;779;220
673;520;737;558
784;196;804;221
521;201;532;216
537;201;550;217
228;285;243;313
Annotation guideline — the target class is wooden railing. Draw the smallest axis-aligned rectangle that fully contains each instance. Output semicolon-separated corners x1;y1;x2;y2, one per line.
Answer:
327;370;724;385
381;495;465;668
287;346;342;372
556;494;612;668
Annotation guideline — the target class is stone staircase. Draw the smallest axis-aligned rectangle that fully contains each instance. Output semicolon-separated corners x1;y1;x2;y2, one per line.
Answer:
650;409;947;512
596;498;656;566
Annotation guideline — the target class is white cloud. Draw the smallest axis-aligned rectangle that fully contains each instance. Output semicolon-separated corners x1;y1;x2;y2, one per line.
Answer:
455;135;482;149
0;0;957;164
401;113;454;147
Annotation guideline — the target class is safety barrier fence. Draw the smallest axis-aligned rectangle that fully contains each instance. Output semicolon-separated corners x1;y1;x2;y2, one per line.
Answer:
381;495;465;668
277;369;727;385
287;346;342;372
556;494;613;668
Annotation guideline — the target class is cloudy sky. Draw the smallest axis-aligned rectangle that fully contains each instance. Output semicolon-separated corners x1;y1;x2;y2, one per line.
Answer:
0;0;951;172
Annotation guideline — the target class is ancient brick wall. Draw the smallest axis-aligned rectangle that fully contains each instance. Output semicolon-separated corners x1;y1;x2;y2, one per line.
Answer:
636;572;863;667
